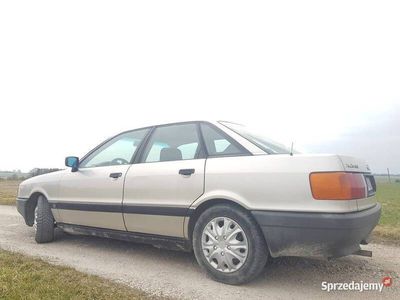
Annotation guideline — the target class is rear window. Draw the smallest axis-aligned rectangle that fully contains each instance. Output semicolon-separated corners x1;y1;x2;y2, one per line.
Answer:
200;123;247;156
219;121;291;154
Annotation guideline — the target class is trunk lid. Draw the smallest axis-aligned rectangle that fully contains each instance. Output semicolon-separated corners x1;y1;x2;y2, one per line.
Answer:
338;155;371;173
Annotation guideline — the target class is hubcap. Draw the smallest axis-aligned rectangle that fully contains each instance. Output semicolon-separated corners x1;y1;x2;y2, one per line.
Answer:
201;217;248;273
33;206;38;232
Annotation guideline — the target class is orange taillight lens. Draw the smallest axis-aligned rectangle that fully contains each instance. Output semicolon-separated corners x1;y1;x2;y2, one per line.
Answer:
310;172;366;200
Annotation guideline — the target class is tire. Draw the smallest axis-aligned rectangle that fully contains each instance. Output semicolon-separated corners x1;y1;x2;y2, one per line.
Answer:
34;195;55;243
193;204;268;285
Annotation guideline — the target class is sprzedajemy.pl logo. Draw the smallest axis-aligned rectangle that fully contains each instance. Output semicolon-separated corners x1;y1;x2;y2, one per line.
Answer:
321;277;393;292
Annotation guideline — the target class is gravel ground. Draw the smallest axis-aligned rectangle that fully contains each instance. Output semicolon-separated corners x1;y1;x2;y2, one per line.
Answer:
0;205;398;299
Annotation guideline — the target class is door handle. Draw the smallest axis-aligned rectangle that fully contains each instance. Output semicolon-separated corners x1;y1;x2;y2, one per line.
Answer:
179;168;195;176
109;172;122;179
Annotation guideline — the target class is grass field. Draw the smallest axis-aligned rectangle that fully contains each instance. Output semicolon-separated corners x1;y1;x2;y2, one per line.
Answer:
0;249;151;299
373;181;400;243
0;180;19;205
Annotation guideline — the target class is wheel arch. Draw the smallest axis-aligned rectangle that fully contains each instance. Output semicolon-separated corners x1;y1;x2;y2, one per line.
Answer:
187;198;250;242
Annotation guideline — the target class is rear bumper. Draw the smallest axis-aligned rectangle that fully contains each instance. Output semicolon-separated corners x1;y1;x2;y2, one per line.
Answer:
251;203;381;258
16;197;33;226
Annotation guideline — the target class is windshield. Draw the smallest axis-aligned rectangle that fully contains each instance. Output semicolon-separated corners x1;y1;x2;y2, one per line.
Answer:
219;121;292;154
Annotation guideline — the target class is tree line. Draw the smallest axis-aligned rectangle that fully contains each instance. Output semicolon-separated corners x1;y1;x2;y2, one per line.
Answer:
0;168;62;181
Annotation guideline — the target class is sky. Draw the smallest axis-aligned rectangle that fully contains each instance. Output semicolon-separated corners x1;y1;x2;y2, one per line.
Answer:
0;1;399;174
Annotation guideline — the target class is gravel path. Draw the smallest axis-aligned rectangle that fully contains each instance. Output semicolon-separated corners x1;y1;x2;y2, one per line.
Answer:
0;205;398;299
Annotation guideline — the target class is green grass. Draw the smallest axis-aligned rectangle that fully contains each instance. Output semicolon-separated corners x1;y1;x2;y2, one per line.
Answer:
373;181;400;243
0;249;152;300
0;180;20;205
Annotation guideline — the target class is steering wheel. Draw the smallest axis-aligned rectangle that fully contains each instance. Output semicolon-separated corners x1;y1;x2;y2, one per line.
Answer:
111;158;129;165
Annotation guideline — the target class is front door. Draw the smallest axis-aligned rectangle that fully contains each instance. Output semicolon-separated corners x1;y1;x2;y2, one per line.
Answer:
56;128;150;230
123;123;205;237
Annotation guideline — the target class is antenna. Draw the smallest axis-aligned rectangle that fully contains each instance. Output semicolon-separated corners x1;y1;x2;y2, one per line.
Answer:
290;142;294;156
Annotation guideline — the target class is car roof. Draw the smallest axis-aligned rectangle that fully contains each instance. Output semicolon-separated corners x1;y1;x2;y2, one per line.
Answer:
130;119;220;129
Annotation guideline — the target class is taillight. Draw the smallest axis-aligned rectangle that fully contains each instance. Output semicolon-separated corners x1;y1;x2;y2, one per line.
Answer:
310;172;366;200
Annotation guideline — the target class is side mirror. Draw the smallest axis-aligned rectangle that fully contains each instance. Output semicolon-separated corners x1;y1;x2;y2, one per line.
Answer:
65;156;79;172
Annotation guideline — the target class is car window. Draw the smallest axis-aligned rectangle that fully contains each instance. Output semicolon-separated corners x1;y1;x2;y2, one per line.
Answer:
80;128;149;168
178;142;199;159
142;123;200;162
219;121;291;154
200;123;245;156
145;142;169;162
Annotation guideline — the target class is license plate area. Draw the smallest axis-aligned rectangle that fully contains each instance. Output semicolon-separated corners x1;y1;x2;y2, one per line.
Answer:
364;175;376;197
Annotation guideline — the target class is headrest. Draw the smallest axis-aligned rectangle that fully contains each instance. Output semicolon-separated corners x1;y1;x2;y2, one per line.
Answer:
160;148;182;162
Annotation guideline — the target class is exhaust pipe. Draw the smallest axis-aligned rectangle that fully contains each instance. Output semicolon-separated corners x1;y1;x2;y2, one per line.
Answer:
353;249;372;257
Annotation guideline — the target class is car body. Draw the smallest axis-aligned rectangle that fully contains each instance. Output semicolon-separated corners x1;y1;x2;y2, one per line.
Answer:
16;120;381;284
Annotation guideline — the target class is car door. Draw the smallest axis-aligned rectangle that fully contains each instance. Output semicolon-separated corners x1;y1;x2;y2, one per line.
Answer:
123;123;206;237
56;128;150;230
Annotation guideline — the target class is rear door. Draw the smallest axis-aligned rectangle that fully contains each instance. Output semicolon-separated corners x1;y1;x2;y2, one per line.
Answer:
123;123;205;237
57;128;150;230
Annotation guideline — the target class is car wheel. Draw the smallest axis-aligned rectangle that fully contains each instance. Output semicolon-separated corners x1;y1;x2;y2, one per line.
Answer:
34;195;55;243
193;204;268;285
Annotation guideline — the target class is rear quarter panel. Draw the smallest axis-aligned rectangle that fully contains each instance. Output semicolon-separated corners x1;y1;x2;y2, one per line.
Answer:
193;154;359;213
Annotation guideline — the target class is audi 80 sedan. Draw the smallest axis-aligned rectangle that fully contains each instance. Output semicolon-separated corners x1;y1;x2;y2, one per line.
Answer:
16;120;381;284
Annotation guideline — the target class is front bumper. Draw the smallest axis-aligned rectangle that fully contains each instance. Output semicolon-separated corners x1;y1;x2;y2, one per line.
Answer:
252;203;381;258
